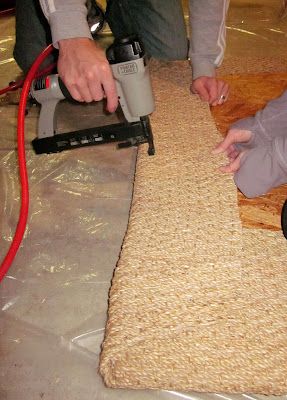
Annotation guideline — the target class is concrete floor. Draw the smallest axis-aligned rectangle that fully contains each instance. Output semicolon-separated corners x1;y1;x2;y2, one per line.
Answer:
1;1;287;399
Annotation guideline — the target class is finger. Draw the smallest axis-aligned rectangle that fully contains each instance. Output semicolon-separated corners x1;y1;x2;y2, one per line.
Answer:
217;82;229;105
212;136;236;154
102;75;118;113
222;82;230;100
212;134;238;154
66;84;85;102
190;84;198;95
211;81;225;106
212;141;225;155
88;80;105;103
74;78;94;103
209;80;220;105
211;80;230;107
191;81;210;102
79;87;93;103
225;144;237;156
60;73;86;102
227;148;240;160
219;152;244;173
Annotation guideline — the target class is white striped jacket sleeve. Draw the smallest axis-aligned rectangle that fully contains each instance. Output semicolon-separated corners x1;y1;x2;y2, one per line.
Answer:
189;0;229;80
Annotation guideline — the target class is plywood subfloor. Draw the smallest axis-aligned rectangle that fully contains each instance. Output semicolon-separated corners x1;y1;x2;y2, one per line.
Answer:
211;73;287;231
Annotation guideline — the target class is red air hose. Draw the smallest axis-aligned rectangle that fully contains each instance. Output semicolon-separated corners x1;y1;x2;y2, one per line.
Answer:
0;44;53;282
0;8;15;17
0;62;56;96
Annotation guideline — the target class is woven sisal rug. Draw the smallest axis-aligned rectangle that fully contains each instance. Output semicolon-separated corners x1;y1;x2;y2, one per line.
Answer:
99;61;287;394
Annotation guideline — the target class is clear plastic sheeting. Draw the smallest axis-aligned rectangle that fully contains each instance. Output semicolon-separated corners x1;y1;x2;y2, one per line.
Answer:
1;1;287;399
226;0;287;58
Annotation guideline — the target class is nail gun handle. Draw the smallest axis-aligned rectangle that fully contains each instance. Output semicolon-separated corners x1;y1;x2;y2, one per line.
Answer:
31;74;67;138
31;74;70;102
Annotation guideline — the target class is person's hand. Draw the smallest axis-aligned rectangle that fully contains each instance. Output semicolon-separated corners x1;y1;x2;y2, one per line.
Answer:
191;76;229;106
57;38;118;112
212;128;252;173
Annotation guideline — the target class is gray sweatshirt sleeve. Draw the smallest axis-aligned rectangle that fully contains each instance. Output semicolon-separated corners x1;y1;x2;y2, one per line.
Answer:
189;0;230;80
229;89;287;155
234;136;287;198
39;0;92;47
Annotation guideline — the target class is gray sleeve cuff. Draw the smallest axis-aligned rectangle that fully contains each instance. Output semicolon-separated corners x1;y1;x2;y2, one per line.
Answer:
49;10;93;48
190;59;216;80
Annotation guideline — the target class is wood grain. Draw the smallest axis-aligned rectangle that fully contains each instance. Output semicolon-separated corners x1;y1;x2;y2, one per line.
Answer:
211;73;287;231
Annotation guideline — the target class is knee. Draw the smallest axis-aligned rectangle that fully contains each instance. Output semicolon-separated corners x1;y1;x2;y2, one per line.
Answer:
145;39;188;61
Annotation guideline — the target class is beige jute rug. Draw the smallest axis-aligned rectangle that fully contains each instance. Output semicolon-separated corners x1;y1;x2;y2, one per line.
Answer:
99;61;287;394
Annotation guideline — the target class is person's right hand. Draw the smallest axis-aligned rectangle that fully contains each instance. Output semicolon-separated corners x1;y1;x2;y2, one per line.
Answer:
191;76;229;106
57;38;118;112
212;128;252;173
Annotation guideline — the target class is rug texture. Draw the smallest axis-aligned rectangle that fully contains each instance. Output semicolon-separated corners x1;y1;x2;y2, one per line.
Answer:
99;61;287;394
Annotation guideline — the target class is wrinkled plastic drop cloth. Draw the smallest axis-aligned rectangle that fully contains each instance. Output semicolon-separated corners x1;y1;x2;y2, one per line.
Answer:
1;1;287;399
0;135;139;399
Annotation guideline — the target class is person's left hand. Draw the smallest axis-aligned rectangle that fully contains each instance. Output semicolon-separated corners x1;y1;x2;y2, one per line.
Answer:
191;76;229;106
212;128;252;173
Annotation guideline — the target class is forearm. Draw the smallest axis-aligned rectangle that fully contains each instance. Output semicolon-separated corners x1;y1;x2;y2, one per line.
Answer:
252;90;287;139
189;0;229;79
39;0;92;47
231;89;287;149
